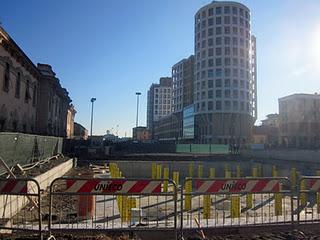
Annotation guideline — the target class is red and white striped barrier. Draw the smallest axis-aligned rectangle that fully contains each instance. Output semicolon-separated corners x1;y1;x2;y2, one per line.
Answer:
65;179;162;193
309;179;320;191
195;179;280;193
0;179;28;194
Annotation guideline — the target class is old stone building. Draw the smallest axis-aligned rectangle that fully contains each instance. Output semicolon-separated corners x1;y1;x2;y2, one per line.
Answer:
37;64;71;137
0;26;39;133
0;26;72;137
279;93;320;148
66;104;76;139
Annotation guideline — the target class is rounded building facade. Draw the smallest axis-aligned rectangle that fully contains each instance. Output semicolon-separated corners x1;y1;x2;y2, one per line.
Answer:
194;1;257;144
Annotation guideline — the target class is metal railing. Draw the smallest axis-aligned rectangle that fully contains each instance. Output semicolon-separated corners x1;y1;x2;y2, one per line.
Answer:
0;177;42;238
180;177;293;230
48;177;178;239
297;176;320;223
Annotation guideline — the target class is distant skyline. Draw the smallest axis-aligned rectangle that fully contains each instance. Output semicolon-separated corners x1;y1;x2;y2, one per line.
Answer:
1;0;320;136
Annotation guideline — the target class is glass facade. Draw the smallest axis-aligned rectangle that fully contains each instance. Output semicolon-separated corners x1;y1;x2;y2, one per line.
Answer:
183;105;195;139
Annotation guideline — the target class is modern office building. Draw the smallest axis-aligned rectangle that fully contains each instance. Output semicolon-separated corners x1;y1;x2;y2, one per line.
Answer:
279;93;320;148
146;77;173;137
172;55;195;112
194;1;257;144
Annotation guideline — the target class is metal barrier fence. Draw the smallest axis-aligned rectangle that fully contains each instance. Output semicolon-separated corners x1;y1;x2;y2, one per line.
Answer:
49;177;178;239
0;178;42;238
180;177;293;229
297;176;320;223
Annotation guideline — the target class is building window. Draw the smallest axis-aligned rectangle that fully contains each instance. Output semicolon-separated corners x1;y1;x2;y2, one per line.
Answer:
3;62;10;92
208;8;213;16
216;90;222;98
15;72;21;98
208;59;214;67
232;37;238;45
208;48;213;57
216;17;222;25
225;58;231;66
208;90;213;99
216;101;222;110
208;69;214;78
225;79;231;87
233;79;238;88
208;18;213;26
216;27;222;35
232;16;238;24
25;80;31;103
232;27;238;34
201;101;206;111
224;36;231;45
225;68;231;77
215;69;222;77
215;47;222;56
216;37;222;45
233;101;238;110
208;101;213;110
224;6;230;14
208;80;213;88
215;58;222;66
224;16;230;24
208;28;213;36
233;90;238;98
208;38;213;46
225;47;231;55
201;30;206;38
225;26;230;34
216;7;222;15
215;79;222;87
225;100;231;110
232;6;238;15
32;85;37;107
225;89;231;98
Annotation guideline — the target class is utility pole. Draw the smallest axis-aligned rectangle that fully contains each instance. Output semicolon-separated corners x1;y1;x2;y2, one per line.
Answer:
135;92;141;127
90;97;96;137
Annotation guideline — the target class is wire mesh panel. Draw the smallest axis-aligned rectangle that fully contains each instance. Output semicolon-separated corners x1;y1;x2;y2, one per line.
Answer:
180;177;293;229
0;178;42;238
49;177;178;239
297;176;320;223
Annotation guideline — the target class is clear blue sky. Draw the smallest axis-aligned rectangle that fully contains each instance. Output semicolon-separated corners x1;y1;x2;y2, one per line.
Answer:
2;0;320;136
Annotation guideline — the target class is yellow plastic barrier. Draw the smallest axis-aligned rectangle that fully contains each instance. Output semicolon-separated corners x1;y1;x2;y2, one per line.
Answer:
231;196;240;218
210;168;216;178
272;167;282;216
236;165;241;177
184;178;192;210
198;165;203;178
163;167;169;192
225;170;231;178
290;168;297;190
300;179;307;206
151;163;157;179
156;164;162;179
173;171;179;186
203;195;211;219
188;163;194;177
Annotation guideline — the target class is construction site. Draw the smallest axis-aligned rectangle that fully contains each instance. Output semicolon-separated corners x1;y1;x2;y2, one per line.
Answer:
2;133;320;240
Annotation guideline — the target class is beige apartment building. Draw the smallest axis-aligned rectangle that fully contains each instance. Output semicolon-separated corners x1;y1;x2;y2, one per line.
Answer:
279;93;320;148
0;26;73;137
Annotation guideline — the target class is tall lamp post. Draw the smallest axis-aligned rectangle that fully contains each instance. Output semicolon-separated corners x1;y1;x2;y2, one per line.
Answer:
90;97;96;137
135;92;141;127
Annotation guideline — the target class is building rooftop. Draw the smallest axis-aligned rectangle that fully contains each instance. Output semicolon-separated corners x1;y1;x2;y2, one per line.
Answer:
279;93;320;101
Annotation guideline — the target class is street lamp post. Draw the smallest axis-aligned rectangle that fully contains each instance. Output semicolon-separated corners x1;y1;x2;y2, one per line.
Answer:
135;92;141;127
90;97;96;137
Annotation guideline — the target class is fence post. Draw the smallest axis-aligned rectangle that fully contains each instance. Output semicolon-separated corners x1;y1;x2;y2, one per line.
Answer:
163;167;169;192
